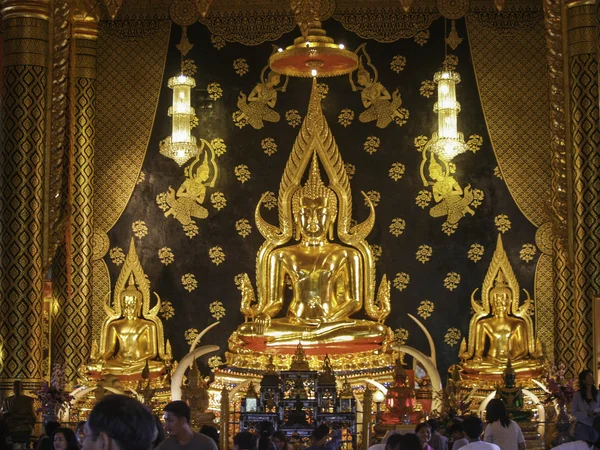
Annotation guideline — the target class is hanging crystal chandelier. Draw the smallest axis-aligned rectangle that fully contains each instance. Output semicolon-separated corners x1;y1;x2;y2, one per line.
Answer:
429;69;468;161
160;73;197;166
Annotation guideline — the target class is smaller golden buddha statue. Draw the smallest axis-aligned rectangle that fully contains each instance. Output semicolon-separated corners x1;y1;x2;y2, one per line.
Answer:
379;359;417;425
182;362;215;426
87;239;171;379
459;235;543;378
495;359;531;421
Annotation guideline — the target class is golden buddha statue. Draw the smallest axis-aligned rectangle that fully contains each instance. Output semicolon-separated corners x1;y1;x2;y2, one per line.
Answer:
230;79;391;357
459;235;543;378
87;239;171;379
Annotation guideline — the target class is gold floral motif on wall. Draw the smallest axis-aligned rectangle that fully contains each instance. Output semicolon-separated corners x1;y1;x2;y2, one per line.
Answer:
389;218;406;237
338;108;355;127
207;82;223;100
285;109;302;127
185;328;199;345
519;243;536;262
390;55;407;74
364;136;380;154
233;58;250;76
370;244;383;262
209;246;225;265
261;191;277;209
389;162;405;181
494;214;511;233
467;243;485;262
208;355;224;368
414;30;430;46
182;273;198;292
109;247;126;265
393;328;409;345
416;245;432;263
444;327;461;346
158;247;175;265
344;163;356;180
235;219;252;237
443;272;461;291
210;192;226;210
261;137;278;156
160;301;175;320
349;44;409;129
393;272;410;291
234;165;251;183
211;34;226;50
209;301;226;320
417;300;434;319
132;220;148;238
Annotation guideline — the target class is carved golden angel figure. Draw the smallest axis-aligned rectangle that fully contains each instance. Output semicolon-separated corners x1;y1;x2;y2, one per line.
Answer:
427;155;474;224
231;79;391;355
350;47;407;129
233;70;283;129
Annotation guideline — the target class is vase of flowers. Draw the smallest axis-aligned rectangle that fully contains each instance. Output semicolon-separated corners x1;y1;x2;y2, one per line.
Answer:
36;364;73;424
544;363;575;446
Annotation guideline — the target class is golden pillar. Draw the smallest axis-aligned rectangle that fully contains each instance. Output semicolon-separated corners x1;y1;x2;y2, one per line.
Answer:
51;9;98;383
563;0;599;376
0;0;50;386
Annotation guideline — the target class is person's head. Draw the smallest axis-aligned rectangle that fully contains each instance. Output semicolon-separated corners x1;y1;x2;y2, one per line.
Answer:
461;416;483;440
234;432;254;450
267;71;281;87
485;398;510;427
45;421;61;437
83;394;156;450
271;431;288;450
257;421;276;450
580;370;595;389
52;428;78;450
401;434;422;450
427;419;440;434
75;422;86;448
448;423;464;441
163;400;191;438
312;424;330;445
385;434;403;450
152;416;165;448
415;423;431;448
200;425;219;447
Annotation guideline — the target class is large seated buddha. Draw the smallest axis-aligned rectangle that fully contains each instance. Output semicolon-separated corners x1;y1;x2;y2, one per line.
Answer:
459;235;543;379
229;78;391;357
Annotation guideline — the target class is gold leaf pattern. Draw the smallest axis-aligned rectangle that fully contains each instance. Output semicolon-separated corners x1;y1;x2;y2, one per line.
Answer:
414;30;430;46
156;192;169;211
209;300;226;319
211;34;226;50
338;108;355;127
109;247;125;265
370;244;382;262
132;220;148;238
211;138;227;156
285;109;302;127
137;171;145;184
209;246;225;265
443;54;459;71
393;108;409;126
365;190;381;207
233;58;249;76
416;190;433;208
390;55;407;73
494;214;512;233
208;355;224;368
261;191;277;210
160;301;175;320
210;192;227;210
184;328;199;345
467;134;483;153
442;221;459;236
388;162;405;181
520;243;537;262
181;273;198;292
234;165;251;183
416;245;432;263
420;80;435;98
389;218;406;237
158;247;174;265
414;135;429;151
261;137;277;156
317;82;329;99
417;300;434;319
443;272;461;291
182;59;197;77
183;223;199;238
444;327;461;346
234;274;245;291
235;218;252;238
471;189;485;208
468;243;485;262
393;328;409;345
207;82;223;100
393;272;410;291
364;136;380;154
494;166;503;179
344;163;356;180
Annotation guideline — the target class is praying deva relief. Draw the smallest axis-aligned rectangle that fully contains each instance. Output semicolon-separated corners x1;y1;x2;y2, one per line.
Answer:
349;43;409;129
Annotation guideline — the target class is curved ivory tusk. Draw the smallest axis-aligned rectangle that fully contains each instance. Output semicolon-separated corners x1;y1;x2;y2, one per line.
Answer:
171;345;220;401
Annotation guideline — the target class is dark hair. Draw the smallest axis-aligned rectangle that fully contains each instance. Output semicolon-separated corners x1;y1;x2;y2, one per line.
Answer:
257;421;275;450
448;423;463;435
401;434;422;450
52;428;79;450
461;416;483;440
152;415;165;448
75;422;86;433
415;422;431;434
200;425;219;448
312;424;330;442
579;370;598;404
234;432;254;450
45;421;61;436
164;400;191;424
427;419;440;433
272;431;288;448
386;434;403;450
87;395;156;450
485;398;510;428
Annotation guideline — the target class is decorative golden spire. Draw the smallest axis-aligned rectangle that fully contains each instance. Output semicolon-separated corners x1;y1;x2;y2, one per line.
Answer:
290;342;310;371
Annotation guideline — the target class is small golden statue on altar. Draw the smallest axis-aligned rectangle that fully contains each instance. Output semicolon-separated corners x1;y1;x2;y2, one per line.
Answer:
378;359;417;426
182;362;215;426
459;235;543;379
86;239;172;380
229;78;391;363
495;359;531;421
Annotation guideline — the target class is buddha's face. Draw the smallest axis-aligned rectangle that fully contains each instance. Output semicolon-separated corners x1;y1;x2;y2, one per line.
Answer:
122;289;142;319
491;291;509;316
297;196;333;240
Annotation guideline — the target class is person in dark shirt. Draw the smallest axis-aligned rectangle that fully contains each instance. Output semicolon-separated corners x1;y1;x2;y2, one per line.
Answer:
157;401;217;450
0;417;12;450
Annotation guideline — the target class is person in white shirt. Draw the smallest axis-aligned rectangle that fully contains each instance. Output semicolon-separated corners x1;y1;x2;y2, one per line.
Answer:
484;399;525;450
460;416;501;450
572;370;600;442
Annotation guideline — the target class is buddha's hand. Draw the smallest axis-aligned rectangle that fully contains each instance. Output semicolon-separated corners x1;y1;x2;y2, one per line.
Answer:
254;313;271;335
